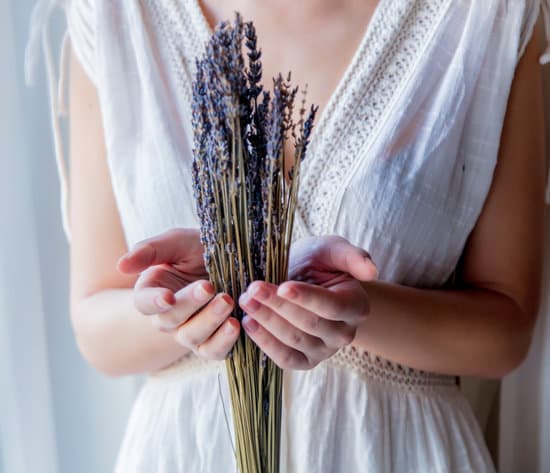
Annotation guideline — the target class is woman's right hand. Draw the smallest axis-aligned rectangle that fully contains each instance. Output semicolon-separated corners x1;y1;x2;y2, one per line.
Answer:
116;228;241;360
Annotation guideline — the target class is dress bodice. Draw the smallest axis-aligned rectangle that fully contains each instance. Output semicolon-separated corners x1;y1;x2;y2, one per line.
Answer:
23;4;550;472
26;0;550;287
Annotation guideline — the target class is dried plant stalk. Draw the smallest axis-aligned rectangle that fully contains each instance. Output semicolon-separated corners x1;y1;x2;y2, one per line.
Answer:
191;13;317;473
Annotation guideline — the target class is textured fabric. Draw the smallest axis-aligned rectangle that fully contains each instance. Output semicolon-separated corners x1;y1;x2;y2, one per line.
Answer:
118;357;490;473
25;0;550;472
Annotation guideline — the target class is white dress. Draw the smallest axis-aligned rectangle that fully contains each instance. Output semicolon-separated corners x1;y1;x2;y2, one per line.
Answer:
26;0;550;471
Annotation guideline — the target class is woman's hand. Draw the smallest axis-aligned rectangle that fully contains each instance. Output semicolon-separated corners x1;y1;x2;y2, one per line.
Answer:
239;236;378;370
117;228;240;360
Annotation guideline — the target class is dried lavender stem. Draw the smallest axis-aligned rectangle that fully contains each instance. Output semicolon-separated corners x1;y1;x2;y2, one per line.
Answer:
191;13;316;473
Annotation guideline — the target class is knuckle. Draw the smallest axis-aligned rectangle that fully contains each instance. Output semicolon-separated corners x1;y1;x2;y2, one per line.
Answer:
306;314;321;332
161;312;179;327
151;314;174;332
196;345;216;360
186;334;202;347
270;296;283;310
311;337;326;353
261;309;273;323
290;331;303;346
359;296;371;318
177;330;200;348
279;350;295;369
250;306;269;323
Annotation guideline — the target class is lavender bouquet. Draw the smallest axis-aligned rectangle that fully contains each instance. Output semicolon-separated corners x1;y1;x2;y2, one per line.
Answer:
191;13;317;473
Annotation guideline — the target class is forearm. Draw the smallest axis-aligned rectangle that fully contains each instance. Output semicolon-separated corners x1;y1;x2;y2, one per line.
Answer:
354;281;536;378
71;288;190;377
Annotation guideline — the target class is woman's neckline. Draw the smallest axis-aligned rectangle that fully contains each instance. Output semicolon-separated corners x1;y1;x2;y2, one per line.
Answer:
187;0;389;164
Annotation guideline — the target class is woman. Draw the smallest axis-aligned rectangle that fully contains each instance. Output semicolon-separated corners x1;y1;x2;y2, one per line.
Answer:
27;0;548;471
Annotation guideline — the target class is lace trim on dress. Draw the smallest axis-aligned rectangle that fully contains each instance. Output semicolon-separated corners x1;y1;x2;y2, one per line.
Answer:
147;0;209;124
325;345;457;390
150;345;457;391
296;0;453;238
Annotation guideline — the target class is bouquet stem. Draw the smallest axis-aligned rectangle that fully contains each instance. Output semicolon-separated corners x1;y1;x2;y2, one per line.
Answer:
190;13;317;473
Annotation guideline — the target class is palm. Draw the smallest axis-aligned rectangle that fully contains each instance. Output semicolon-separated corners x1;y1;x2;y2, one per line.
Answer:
149;260;208;293
118;228;209;293
288;236;372;288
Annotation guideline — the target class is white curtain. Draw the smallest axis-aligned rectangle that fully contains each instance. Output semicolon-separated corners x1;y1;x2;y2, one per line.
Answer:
0;2;137;472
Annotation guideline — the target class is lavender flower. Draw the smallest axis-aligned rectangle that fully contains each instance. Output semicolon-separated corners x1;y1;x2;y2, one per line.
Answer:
189;13;317;473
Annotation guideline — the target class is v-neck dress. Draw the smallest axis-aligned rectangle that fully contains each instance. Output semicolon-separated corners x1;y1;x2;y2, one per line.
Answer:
26;0;550;471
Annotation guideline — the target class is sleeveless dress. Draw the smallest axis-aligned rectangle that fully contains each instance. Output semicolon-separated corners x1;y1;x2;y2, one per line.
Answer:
26;0;550;471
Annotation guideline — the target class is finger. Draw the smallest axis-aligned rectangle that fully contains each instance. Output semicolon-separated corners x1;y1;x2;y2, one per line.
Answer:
117;228;204;274
239;292;326;354
295;236;378;282
153;281;218;330
242;316;309;370
241;282;348;348
193;317;241;360
276;280;369;323
175;294;234;349
134;263;197;294
134;280;215;316
323;237;378;281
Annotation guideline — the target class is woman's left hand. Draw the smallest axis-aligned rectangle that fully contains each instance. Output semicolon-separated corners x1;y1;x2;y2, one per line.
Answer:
239;236;378;370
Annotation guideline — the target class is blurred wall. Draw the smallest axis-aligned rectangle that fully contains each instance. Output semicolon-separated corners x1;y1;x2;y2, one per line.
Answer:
3;1;138;473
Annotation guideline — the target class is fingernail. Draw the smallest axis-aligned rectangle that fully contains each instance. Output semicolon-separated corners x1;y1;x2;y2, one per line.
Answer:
278;285;298;300
214;295;231;315
242;315;259;333
225;319;236;334
194;283;214;301
155;295;173;311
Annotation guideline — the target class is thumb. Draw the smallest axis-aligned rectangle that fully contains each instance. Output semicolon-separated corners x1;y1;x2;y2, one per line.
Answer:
322;237;378;282
117;228;203;274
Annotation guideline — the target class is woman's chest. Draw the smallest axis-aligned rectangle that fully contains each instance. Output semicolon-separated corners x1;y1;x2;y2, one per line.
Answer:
198;0;380;164
97;0;524;286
